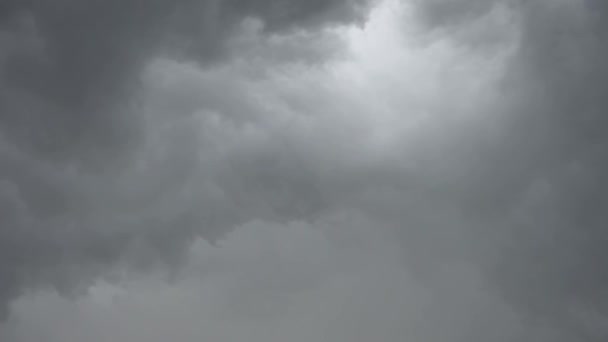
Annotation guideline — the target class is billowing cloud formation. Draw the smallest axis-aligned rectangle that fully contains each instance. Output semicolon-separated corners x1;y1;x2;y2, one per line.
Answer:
1;0;608;340
0;214;533;342
0;0;370;161
0;0;372;319
411;0;608;339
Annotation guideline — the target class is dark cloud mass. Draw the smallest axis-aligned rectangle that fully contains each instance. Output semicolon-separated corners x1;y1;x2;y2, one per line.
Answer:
411;0;608;339
1;0;608;340
0;0;371;320
490;0;608;335
0;0;369;161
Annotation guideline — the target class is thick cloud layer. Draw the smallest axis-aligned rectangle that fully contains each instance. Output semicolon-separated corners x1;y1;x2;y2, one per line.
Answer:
412;0;608;339
0;0;372;319
0;0;370;161
1;0;608;340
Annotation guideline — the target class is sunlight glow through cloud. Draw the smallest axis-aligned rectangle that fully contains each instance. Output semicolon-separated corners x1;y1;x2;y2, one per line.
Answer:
3;0;607;340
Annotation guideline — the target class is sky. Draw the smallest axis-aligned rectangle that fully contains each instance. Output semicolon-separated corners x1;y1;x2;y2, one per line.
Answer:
1;0;608;341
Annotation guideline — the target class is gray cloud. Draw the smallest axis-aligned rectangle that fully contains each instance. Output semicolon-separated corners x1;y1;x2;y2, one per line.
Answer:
405;0;608;339
0;0;370;161
2;0;608;340
0;0;373;320
0;214;540;342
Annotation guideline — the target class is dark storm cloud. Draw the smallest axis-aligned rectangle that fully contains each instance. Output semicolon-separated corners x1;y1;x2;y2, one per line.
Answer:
487;2;608;338
3;0;608;340
414;0;505;28
0;0;372;320
0;0;370;161
403;0;608;339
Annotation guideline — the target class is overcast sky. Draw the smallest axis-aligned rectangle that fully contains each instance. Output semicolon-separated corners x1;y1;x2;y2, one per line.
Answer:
1;0;608;341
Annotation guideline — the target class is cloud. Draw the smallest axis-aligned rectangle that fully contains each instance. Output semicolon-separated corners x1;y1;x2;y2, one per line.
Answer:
0;0;372;162
0;0;375;319
2;0;608;340
405;0;608;337
1;212;533;342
